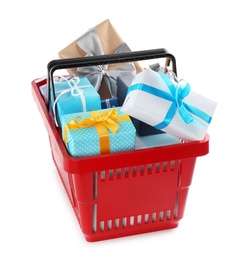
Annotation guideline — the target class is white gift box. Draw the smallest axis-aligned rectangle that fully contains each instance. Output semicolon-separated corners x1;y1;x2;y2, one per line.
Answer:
121;69;217;141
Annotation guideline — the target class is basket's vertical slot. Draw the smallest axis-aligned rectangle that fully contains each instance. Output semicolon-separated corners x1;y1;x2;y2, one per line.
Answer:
174;192;179;219
177;160;182;187
124;167;129;178
109;169;113;179
117;168;121;178
148;164;153;173
132;166;137;176
171;160;175;170
115;218;120;229
122;217;127;228
145;214;149;224
152;162;159;173
130;216;134;226
100;170;105;180
137;215;142;225
163;162;168;171
107;220;112;230
100;221;104;231
159;211;164;221
140;165;144;175
92;172;98;233
174;160;181;219
152;212;157;222
92;204;97;233
166;210;171;220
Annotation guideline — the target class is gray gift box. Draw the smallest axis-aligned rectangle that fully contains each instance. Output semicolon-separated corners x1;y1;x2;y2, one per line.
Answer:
117;75;163;136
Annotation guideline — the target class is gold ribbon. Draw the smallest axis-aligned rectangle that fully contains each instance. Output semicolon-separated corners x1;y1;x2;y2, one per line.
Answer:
63;108;130;154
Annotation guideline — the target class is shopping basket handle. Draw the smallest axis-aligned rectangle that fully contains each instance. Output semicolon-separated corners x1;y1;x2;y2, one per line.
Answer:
46;48;177;124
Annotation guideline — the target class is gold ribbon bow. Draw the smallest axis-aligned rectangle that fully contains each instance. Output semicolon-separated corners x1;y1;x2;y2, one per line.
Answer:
63;109;130;154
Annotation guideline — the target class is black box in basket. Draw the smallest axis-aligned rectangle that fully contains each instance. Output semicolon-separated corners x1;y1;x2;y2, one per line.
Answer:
117;75;163;136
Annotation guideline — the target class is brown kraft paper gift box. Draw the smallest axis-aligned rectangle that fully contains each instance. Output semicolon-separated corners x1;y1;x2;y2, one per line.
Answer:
58;19;143;100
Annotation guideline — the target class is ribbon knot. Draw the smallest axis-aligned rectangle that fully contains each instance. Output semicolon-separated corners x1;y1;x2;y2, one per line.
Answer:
100;66;109;76
63;109;121;144
75;29;136;97
68;77;83;97
175;88;184;107
156;73;212;129
89;109;120;134
171;79;193;124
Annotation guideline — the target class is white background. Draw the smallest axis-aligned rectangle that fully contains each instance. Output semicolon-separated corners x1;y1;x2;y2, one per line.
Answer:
1;0;244;259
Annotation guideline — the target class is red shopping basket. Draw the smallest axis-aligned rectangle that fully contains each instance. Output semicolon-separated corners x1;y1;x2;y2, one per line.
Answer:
31;49;209;242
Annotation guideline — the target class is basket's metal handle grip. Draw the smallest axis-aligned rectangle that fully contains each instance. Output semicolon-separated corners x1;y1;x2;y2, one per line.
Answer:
46;48;177;121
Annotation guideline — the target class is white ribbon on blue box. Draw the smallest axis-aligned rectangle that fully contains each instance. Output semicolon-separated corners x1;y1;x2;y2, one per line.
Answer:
51;76;101;126
121;69;217;141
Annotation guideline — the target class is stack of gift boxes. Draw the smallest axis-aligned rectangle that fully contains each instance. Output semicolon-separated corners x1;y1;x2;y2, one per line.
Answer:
41;19;217;158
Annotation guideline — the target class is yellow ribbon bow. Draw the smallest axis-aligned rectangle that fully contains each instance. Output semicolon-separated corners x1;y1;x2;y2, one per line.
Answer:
63;108;129;154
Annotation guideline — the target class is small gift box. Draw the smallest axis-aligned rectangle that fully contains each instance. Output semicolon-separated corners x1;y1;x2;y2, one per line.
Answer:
61;107;136;157
101;97;119;109
121;69;217;141
51;76;101;125
58;19;143;100
117;75;163;136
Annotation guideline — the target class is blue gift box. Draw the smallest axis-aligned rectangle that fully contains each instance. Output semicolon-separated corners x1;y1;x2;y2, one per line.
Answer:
117;75;163;136
61;107;136;157
51;76;101;125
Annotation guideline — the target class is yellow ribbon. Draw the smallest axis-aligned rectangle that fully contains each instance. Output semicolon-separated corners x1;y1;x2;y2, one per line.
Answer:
63;108;130;154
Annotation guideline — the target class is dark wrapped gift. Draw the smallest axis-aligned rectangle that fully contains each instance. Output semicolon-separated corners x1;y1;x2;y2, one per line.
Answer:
101;97;119;109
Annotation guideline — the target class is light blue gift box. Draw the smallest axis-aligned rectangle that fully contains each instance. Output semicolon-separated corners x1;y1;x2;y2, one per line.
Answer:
61;107;136;157
135;132;180;149
51;77;101;125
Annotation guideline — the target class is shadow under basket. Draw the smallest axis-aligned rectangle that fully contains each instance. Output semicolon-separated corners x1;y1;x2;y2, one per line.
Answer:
32;77;209;242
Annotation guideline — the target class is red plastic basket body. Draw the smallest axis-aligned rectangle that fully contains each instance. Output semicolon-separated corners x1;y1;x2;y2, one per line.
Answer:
32;77;209;242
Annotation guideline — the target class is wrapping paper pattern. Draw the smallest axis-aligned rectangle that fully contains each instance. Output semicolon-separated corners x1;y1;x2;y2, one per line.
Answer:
61;107;136;157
